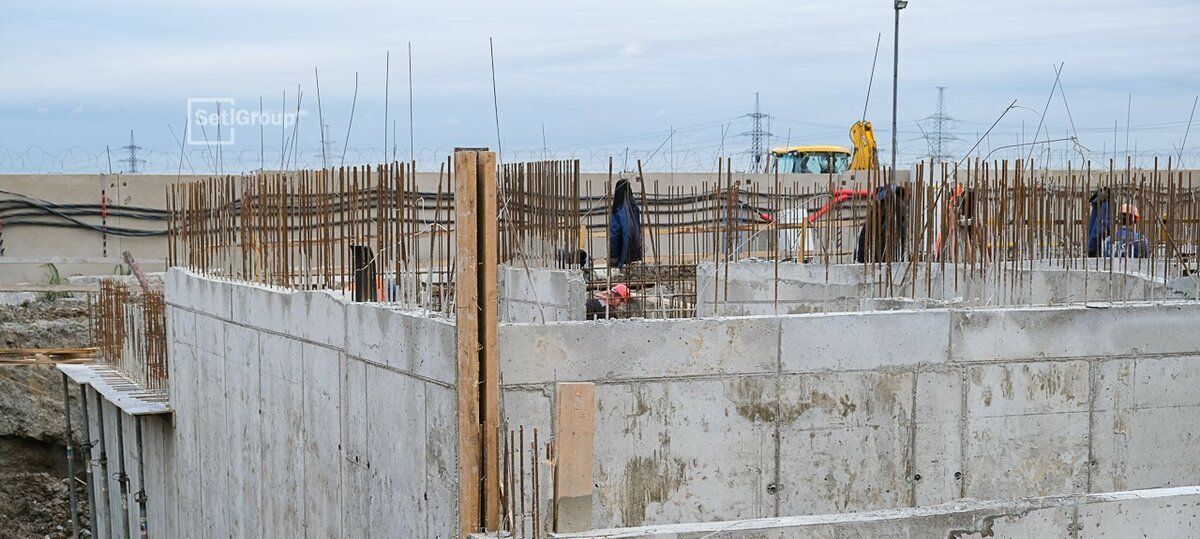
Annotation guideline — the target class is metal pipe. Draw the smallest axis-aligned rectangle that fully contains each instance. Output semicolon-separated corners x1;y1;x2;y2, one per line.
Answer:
134;416;148;538
95;390;111;539
116;411;131;539
79;385;97;538
61;373;80;539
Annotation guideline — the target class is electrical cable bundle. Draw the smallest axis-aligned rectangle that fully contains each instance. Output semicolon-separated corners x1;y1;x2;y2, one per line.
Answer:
0;187;167;237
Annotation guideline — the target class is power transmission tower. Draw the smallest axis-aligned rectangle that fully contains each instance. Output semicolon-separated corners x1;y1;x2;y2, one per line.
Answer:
122;130;145;173
322;123;337;165
922;87;959;163
742;93;773;171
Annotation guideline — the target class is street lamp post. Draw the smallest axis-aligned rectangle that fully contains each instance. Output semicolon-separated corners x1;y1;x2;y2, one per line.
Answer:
892;0;907;183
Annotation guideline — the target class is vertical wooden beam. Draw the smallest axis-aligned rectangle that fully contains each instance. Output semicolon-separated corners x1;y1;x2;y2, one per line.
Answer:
552;382;595;533
478;151;501;530
454;150;482;538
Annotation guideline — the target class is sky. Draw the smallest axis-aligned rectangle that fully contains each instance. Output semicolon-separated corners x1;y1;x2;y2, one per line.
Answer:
1;0;1198;173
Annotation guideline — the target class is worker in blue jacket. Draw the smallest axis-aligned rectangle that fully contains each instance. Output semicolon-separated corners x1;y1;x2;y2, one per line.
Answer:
1086;188;1111;256
1102;203;1151;258
608;179;644;268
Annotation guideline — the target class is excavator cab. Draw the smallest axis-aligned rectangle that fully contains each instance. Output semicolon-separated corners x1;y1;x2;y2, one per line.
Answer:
769;120;879;174
770;145;852;174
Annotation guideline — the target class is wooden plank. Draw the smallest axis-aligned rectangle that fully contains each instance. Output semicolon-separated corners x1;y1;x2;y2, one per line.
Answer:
552;382;595;533
477;151;501;530
122;251;153;293
454;150;482;538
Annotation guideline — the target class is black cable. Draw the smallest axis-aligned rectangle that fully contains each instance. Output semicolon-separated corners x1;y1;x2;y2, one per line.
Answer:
0;188;166;237
0;219;166;236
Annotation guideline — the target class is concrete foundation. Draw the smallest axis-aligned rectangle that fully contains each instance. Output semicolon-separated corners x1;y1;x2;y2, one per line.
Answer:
696;260;1190;316
60;264;1200;537
81;269;460;537
500;301;1200;529
556;486;1200;538
499;265;587;323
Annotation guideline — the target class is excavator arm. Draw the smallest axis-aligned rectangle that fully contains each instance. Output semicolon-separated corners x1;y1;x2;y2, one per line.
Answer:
849;120;879;171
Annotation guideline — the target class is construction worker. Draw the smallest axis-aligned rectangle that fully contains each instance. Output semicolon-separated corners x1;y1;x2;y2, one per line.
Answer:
854;184;908;263
1086;188;1112;256
1102;203;1150;258
586;283;630;320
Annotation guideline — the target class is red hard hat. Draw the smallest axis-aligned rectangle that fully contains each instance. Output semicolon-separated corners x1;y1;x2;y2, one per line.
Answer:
610;284;630;299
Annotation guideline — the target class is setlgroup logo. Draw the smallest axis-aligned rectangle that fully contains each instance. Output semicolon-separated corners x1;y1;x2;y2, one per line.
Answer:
186;98;299;145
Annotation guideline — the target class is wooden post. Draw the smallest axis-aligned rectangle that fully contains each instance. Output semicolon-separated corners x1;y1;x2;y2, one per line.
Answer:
455;149;501;537
552;382;595;533
454;150;482;537
478;152;502;530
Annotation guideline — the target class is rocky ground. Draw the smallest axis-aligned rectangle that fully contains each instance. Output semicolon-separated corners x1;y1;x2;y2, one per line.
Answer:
0;472;89;539
0;296;92;537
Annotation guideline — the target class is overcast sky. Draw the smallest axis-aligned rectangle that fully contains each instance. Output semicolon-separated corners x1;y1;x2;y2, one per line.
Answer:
2;0;1198;173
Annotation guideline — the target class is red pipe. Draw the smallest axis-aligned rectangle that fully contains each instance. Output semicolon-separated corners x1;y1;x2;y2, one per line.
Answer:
806;189;870;223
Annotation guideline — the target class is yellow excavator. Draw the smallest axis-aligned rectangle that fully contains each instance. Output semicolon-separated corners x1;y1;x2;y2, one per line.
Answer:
769;120;879;174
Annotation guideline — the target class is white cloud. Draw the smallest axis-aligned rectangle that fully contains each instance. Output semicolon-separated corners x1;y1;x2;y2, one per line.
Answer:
618;43;644;59
1;0;1198;168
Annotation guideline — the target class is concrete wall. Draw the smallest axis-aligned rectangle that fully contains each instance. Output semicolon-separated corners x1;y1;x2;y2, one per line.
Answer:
499;265;587;323
499;301;1200;529
696;260;1183;316
0;174;174;283
558;486;1200;538
87;268;461;537
82;389;175;539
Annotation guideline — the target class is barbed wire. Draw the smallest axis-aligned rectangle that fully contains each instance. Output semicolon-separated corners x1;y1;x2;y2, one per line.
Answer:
3;143;1199;175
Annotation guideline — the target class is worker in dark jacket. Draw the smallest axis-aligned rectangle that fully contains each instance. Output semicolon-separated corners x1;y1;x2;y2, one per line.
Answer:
1086;188;1112;256
854;184;907;263
586;284;630;320
1103;204;1150;258
608;179;644;268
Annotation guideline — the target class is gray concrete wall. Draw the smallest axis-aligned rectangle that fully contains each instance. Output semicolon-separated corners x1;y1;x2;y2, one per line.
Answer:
0;174;174;283
499;301;1200;529
696;260;1184;316
87;268;461;537
499;265;587;323
82;390;175;539
556;486;1200;538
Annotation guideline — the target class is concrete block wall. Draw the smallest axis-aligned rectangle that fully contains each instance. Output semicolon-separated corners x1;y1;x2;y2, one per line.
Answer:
696;260;1182;316
499;302;1200;529
88;268;461;537
498;264;587;323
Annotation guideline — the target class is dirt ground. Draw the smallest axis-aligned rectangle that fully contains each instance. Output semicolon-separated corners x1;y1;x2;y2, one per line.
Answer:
0;472;89;539
0;296;92;537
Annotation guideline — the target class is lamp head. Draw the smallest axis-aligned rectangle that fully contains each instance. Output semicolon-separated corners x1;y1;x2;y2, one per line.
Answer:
895;0;908;9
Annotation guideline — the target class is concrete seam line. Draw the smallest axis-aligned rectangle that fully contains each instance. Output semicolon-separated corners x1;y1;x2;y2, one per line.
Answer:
498;370;780;390
342;354;455;390
948;350;1199;364
166;301;455;389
